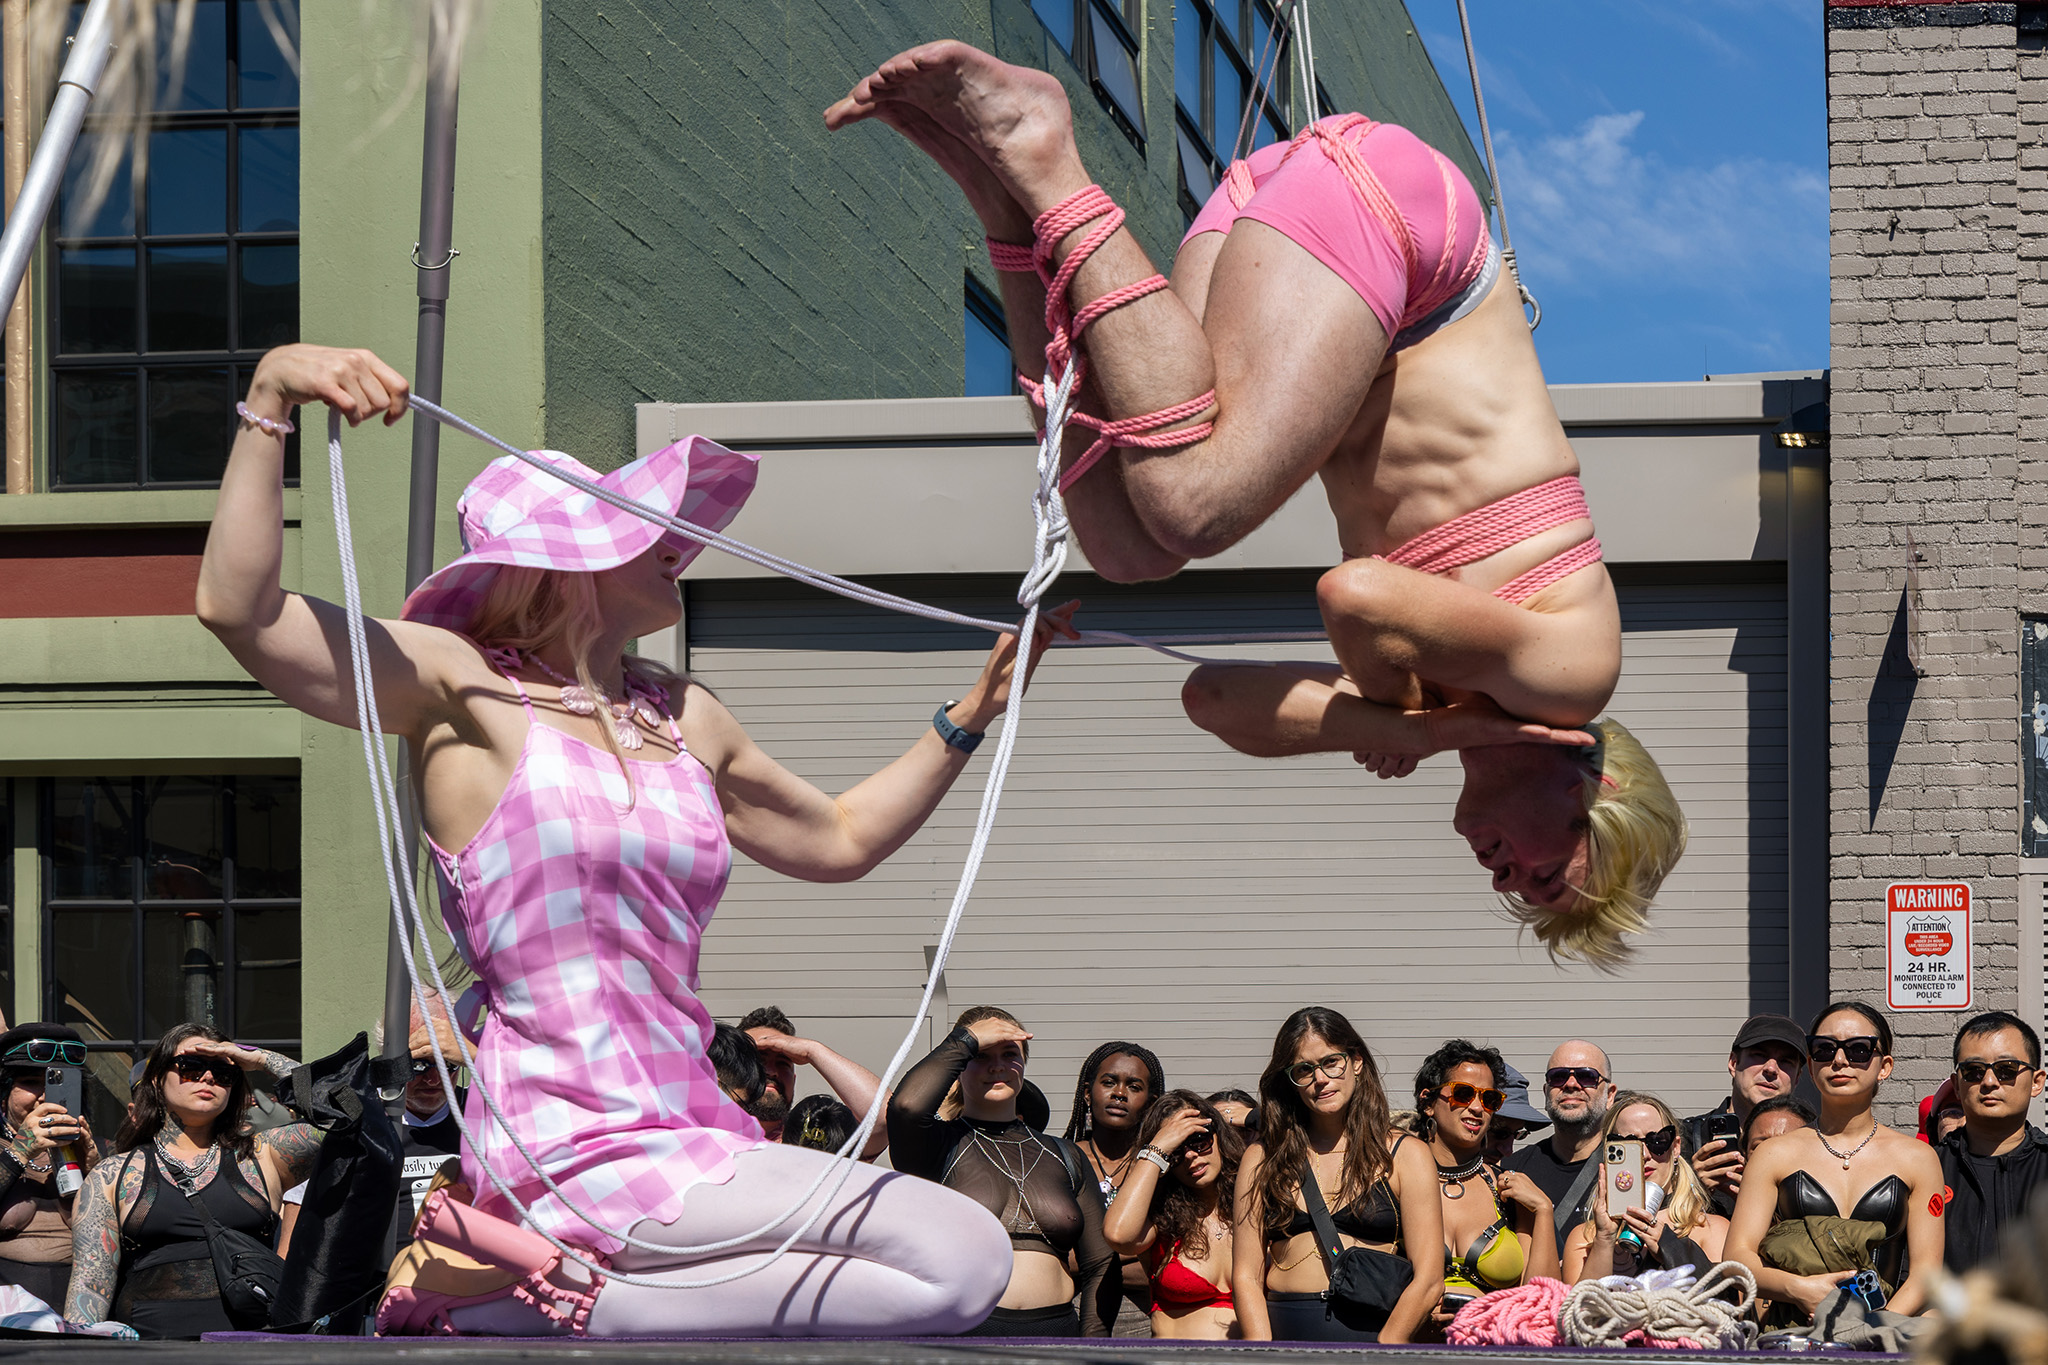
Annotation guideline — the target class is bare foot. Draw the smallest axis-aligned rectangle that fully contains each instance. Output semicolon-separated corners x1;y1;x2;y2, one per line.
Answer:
825;40;1092;218
868;99;1033;243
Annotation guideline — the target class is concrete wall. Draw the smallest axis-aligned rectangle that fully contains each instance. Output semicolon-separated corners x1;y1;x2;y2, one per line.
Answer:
1827;1;2026;1126
537;0;1481;465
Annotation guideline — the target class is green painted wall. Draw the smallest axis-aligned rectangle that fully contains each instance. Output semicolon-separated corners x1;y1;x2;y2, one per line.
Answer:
296;0;545;1054
537;0;1482;463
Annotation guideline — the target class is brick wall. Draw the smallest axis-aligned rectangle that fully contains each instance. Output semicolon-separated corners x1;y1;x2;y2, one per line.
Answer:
1827;4;2025;1126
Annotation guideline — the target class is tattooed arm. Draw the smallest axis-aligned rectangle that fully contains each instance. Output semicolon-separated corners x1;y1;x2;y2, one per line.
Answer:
256;1122;325;1197
66;1153;139;1324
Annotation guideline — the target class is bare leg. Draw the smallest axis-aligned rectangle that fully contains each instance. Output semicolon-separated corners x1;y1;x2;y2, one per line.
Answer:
451;1146;1010;1338
828;43;1386;566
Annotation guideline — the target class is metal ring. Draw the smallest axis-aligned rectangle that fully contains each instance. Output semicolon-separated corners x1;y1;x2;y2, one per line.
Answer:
411;243;460;271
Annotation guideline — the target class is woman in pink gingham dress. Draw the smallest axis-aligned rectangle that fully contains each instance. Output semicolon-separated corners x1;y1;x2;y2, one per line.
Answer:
197;345;1044;1336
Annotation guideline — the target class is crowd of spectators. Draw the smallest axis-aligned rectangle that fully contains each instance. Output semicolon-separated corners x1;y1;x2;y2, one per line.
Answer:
0;998;2041;1341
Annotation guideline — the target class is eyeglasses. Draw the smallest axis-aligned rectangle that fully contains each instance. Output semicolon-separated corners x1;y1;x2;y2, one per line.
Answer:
1178;1130;1216;1158
1287;1053;1353;1087
168;1056;231;1085
3;1040;85;1067
1959;1059;2035;1087
1627;1125;1679;1158
1807;1036;1883;1067
1491;1124;1530;1144
1545;1067;1607;1090
1434;1083;1505;1113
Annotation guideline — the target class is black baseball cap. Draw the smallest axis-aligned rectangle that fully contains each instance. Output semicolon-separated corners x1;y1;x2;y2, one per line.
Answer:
0;1023;81;1071
1730;1014;1807;1059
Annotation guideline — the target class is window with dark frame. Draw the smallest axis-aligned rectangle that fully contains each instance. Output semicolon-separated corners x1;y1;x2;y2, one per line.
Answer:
41;774;300;1137
964;275;1018;398
50;0;300;490
1175;0;1292;222
1031;0;1146;143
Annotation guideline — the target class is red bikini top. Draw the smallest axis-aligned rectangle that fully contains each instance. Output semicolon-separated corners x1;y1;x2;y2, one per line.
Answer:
1148;1243;1233;1312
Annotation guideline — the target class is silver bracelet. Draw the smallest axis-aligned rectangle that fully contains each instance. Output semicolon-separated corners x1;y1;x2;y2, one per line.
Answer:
1135;1146;1171;1174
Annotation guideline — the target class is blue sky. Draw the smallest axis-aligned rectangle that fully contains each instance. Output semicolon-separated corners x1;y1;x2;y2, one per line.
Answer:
1416;0;1827;383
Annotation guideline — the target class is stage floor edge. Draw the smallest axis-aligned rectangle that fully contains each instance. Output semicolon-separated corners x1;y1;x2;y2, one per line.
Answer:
0;1337;1912;1364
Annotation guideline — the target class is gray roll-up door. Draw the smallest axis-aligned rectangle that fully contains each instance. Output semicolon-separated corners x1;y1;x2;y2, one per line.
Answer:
686;569;1785;1120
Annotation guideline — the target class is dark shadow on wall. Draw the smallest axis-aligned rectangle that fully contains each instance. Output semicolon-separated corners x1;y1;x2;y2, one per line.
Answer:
1867;588;1919;824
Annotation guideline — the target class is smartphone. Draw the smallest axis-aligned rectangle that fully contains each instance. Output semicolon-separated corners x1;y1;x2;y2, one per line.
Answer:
1705;1111;1742;1147
1605;1138;1645;1218
1847;1268;1888;1312
1441;1293;1476;1316
43;1066;82;1125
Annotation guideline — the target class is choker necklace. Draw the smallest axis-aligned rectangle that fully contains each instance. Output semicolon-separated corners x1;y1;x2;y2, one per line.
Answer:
526;655;660;750
1816;1122;1878;1170
1437;1151;1485;1196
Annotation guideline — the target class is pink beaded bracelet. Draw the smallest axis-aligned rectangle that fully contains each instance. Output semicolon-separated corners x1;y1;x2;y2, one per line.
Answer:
235;402;295;438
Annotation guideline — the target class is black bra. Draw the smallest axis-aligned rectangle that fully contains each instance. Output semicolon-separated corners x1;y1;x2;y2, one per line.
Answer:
1776;1171;1909;1235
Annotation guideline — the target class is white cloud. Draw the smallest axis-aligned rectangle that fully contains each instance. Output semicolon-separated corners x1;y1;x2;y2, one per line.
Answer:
1494;110;1825;292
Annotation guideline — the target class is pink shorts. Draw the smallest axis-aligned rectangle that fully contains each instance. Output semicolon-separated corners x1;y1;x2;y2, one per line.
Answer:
1184;116;1497;350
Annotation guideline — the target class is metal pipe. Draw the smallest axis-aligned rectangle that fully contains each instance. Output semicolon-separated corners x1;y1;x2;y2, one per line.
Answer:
4;0;34;495
0;0;115;352
382;0;463;1120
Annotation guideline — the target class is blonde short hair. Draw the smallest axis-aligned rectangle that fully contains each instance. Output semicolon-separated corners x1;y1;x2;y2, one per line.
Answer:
1504;718;1686;971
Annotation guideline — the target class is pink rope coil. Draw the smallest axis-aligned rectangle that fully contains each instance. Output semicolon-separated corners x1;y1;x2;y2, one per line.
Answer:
1447;1276;1567;1348
1376;474;1602;605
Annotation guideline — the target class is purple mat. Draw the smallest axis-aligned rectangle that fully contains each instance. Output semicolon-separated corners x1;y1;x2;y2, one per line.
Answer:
200;1333;1904;1355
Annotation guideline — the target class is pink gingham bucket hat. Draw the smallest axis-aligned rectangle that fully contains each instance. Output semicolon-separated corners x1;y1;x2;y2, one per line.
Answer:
400;437;759;632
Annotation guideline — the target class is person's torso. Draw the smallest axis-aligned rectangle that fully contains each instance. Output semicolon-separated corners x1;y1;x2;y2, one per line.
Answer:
942;1121;1090;1257
124;1146;275;1271
395;1107;464;1227
1441;1171;1522;1294
0;1165;73;1263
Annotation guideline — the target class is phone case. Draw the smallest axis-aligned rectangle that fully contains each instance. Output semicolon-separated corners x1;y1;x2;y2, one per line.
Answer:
1605;1138;1645;1217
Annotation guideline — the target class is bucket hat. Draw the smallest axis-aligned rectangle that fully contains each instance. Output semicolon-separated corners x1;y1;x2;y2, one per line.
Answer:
401;438;759;632
1496;1063;1550;1131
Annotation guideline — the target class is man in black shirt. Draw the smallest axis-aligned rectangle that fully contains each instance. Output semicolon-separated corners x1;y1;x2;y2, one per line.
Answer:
1503;1040;1614;1256
1682;1013;1808;1219
1939;1010;2048;1273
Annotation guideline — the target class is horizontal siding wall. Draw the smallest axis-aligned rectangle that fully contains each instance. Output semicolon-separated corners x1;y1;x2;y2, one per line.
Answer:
687;570;1786;1121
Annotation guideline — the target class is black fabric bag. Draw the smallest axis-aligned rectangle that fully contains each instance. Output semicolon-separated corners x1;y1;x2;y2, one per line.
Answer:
264;1032;404;1333
1299;1158;1413;1327
168;1178;285;1330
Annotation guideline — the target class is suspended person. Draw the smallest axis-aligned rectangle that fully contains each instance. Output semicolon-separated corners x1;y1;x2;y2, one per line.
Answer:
1101;1091;1242;1339
67;1025;322;1338
0;1025;100;1309
888;1008;1119;1337
825;45;1685;967
1724;1003;1946;1322
196;345;1068;1337
1062;1041;1165;1336
1409;1040;1557;1335
1231;1007;1441;1342
1560;1092;1728;1282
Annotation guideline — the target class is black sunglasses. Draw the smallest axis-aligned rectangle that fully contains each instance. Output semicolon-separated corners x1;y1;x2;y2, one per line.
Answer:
1178;1130;1216;1158
1959;1059;2035;1087
3;1040;85;1067
1807;1036;1883;1067
1629;1125;1679;1158
168;1055;231;1085
1545;1066;1607;1090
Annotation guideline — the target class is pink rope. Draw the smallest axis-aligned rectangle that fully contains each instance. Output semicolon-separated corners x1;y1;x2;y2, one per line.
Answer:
984;184;1216;492
1375;474;1601;603
1447;1277;1567;1347
1497;535;1604;605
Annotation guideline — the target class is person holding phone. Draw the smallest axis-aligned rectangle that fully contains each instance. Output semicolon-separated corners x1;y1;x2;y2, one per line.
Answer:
1102;1091;1242;1339
1682;1014;1808;1218
1725;1002;1946;1320
1409;1041;1556;1333
1562;1092;1727;1282
0;1024;100;1308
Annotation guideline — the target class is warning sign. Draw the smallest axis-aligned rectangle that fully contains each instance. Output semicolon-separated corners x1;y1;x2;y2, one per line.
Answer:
1886;883;1972;1011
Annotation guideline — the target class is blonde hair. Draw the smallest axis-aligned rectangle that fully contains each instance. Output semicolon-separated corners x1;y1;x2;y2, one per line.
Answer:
1584;1091;1711;1238
1505;717;1686;971
463;565;681;807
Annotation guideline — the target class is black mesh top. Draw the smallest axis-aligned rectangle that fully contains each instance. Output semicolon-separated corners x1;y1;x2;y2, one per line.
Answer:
888;1026;1118;1336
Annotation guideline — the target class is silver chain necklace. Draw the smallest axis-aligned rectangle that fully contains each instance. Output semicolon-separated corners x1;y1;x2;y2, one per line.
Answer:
971;1126;1049;1236
1815;1122;1878;1170
154;1131;221;1193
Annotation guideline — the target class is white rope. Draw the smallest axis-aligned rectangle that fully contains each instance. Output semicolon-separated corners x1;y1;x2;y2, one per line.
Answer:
1452;0;1539;330
329;347;1167;1293
1559;1262;1759;1350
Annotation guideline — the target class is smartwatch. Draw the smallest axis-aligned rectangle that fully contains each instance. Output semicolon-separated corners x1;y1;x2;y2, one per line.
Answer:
933;702;985;754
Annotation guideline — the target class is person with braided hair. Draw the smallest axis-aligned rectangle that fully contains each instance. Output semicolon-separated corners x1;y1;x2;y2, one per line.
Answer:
1063;1042;1165;1335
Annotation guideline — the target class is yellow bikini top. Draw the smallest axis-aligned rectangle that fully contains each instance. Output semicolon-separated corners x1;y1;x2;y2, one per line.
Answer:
1443;1176;1525;1296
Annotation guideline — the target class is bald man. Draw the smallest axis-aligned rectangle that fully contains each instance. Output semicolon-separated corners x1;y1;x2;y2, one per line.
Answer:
1502;1040;1615;1256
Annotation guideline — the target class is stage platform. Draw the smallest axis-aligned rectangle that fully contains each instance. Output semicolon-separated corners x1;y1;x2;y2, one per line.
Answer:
0;1338;1895;1364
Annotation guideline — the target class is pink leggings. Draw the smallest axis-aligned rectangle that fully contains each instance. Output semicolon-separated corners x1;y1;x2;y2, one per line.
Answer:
1185;115;1495;349
448;1145;1011;1338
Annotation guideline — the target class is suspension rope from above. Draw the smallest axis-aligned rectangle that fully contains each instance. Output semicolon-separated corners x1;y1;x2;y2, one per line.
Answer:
1453;0;1540;329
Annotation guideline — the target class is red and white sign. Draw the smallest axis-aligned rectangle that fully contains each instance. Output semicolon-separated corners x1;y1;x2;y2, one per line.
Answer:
1886;883;1972;1011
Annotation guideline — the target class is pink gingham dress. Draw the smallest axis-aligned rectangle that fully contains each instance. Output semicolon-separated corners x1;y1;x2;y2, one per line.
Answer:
428;649;764;1255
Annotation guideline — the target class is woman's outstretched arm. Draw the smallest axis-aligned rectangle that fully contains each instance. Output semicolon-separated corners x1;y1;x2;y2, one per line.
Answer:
197;345;466;737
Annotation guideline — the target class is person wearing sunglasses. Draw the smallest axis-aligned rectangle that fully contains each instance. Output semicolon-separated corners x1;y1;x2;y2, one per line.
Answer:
1562;1092;1726;1282
0;1024;101;1308
1726;1001;1946;1320
65;1023;321;1337
1101;1091;1243;1339
1937;1011;2048;1274
1232;1007;1442;1343
1501;1040;1616;1258
1410;1042;1557;1334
